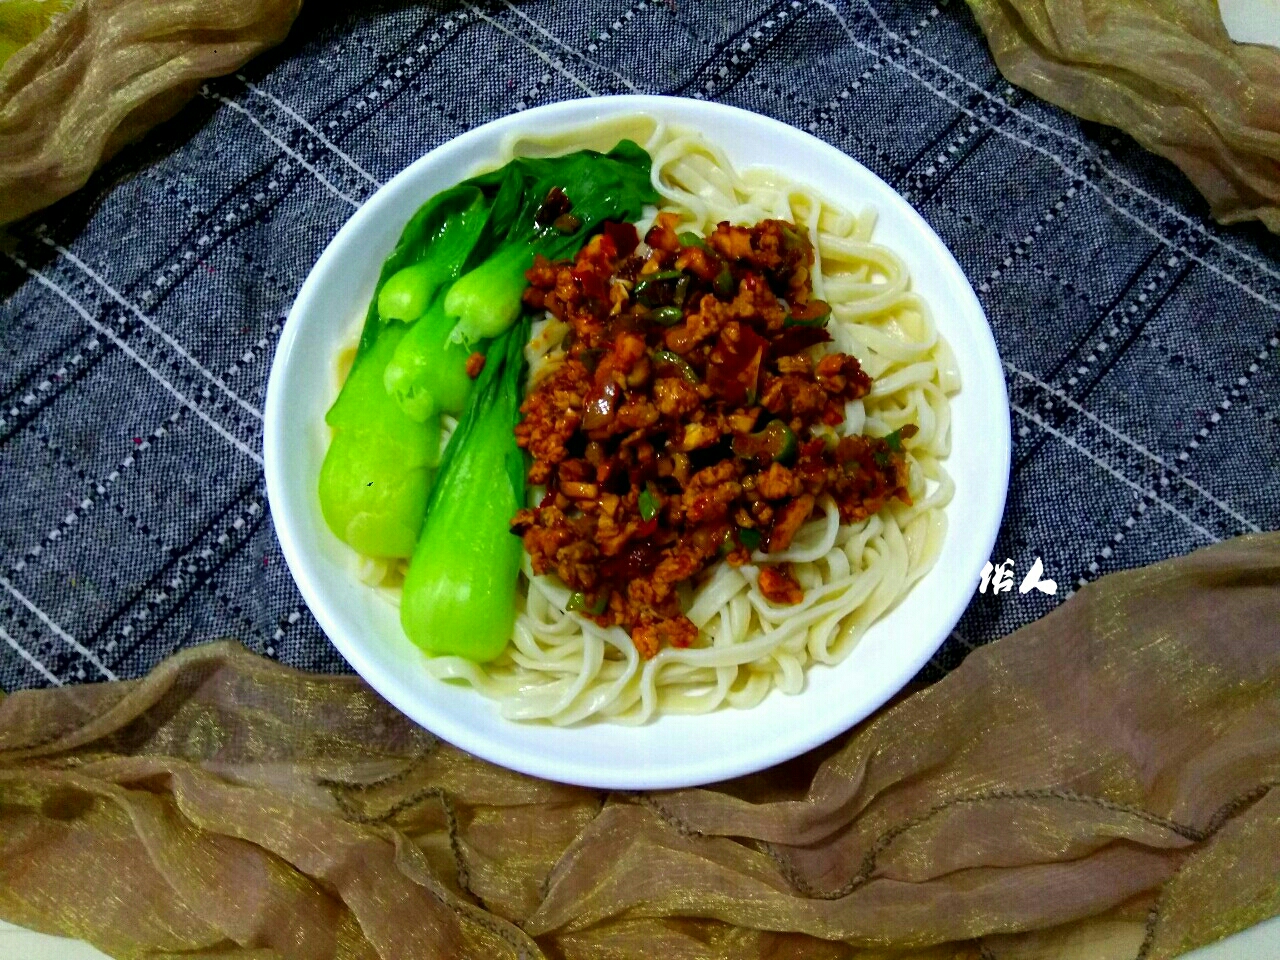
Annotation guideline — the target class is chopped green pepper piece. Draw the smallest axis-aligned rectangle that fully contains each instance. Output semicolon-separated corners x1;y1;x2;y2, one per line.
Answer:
713;266;735;299
566;591;608;615
732;419;797;465
678;231;708;249
635;269;688;307
652;350;699;383
638;485;660;521
650;305;684;325
885;428;904;451
779;224;806;250
783;301;832;327
736;527;763;551
552;212;582;234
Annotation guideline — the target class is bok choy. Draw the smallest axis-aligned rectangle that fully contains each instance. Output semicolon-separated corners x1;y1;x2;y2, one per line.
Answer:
399;318;530;662
318;139;656;659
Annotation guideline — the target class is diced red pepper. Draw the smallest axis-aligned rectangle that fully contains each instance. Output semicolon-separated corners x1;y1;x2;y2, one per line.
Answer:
707;324;768;405
770;325;832;358
602;220;640;258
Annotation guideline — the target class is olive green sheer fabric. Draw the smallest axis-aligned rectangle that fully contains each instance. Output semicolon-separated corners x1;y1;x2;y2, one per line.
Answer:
965;0;1280;231
0;533;1276;960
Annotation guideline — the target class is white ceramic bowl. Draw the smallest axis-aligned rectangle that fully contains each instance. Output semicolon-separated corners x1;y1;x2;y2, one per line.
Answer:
265;95;1009;789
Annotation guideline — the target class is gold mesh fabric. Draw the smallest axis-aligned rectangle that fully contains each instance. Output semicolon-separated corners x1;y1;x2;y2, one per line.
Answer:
0;534;1276;959
0;0;301;225
964;0;1280;231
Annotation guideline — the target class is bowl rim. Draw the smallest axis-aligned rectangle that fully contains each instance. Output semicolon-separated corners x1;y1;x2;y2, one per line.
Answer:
264;94;1010;788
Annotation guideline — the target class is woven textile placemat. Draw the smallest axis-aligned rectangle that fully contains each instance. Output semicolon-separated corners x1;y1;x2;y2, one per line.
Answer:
1;0;1277;689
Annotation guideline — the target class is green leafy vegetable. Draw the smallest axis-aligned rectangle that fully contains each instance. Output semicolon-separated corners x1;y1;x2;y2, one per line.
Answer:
377;261;443;324
444;242;537;343
399;318;531;662
319;325;442;558
321;139;657;639
358;185;488;353
382;292;479;421
318;186;487;558
446;141;658;346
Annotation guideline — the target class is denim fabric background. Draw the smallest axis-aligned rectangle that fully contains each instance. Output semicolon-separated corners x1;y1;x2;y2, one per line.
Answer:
1;0;1277;690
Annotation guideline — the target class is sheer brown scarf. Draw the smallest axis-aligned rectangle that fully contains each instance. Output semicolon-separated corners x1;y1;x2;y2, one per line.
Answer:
0;533;1276;959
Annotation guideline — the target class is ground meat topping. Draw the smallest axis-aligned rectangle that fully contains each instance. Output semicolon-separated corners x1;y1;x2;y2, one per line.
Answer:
511;215;916;658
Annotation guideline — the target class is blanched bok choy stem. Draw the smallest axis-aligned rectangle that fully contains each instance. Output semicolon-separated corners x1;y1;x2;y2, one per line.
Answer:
318;186;487;557
400;317;531;662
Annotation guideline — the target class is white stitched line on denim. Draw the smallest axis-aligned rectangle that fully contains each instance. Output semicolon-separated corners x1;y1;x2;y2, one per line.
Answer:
1011;403;1219;543
6;315;280;587
501;0;640;91
266;606;305;657
977;175;1086;294
810;1;942;130
900;100;996;202
1076;333;1277;588
853;0;1280;291
211;94;363;209
934;200;1098;309
103;500;264;655
8;413;178;577
813;0;1280;315
42;240;264;422
829;0;1280;314
15;261;265;466
0;622;63;686
976;212;1190;400
47;145;311;316
463;2;599;96
341;14;471;126
585;0;652;54
105;496;263;655
698;2;804;98
238;76;383;188
0;575;117;680
3;226;281;432
749;72;901;170
339;17;466;123
1005;363;1262;533
1170;334;1278;465
0;340;102;432
1065;257;1187;391
211;589;271;650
